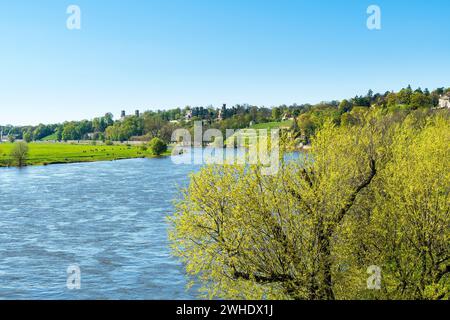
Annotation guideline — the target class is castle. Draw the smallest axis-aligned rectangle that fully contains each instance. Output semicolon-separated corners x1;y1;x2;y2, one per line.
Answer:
120;110;140;121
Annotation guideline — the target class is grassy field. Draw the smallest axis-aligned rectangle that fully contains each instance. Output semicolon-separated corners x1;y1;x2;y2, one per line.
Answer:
0;142;171;167
41;133;58;141
249;120;293;130
223;120;294;147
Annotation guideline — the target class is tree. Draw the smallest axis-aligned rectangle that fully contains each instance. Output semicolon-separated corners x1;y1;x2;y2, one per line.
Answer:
23;132;32;143
340;112;450;299
169;111;450;300
272;107;282;121
62;123;81;141
8;134;15;143
148;137;167;156
397;86;413;105
170;115;386;299
338;99;352;113
10;141;29;167
78;120;93;139
104;121;136;142
352;95;370;107
366;89;374;102
104;112;114;127
143;115;165;138
386;92;397;108
297;114;316;143
159;123;179;143
55;127;63;142
410;91;432;109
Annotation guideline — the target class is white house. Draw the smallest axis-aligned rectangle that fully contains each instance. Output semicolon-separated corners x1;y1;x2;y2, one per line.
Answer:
438;94;450;109
0;129;14;142
281;113;294;121
185;110;193;120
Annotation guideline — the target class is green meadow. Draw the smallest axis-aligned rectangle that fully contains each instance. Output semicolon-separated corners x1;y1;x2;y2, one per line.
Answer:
0;142;170;167
249;120;293;130
223;120;294;147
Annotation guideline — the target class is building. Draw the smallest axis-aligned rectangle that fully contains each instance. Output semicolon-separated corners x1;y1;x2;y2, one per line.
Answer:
282;113;294;121
0;129;14;142
185;109;193;120
120;110;140;121
217;104;226;121
438;94;450;109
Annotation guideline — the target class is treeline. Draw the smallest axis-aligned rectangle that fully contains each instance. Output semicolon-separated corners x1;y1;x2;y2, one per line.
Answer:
2;86;448;144
290;86;449;144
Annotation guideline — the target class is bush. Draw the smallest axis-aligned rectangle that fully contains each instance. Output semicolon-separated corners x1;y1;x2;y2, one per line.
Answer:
10;141;29;167
148;137;167;156
105;140;113;146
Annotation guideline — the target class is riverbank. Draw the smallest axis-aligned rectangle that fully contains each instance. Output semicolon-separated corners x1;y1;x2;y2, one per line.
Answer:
0;142;171;167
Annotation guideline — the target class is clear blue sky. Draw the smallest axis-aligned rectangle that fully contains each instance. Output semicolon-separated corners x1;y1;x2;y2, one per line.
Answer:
1;0;449;125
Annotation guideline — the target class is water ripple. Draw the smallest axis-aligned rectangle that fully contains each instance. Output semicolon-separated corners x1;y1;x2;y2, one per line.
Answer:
0;157;201;299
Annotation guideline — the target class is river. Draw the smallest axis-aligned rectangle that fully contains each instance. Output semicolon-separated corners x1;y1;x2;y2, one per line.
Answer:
0;155;201;299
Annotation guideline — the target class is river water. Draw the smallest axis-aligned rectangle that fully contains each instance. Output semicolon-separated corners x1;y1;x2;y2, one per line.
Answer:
0;155;201;299
0;147;301;299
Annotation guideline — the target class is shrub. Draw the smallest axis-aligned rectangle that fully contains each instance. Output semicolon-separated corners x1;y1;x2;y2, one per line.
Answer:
148;137;167;156
10;141;29;167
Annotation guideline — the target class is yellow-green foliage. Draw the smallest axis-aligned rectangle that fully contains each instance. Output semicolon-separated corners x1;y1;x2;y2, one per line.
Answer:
169;110;449;300
343;114;450;299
